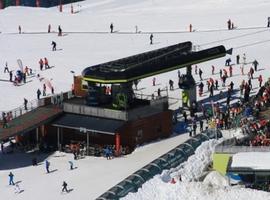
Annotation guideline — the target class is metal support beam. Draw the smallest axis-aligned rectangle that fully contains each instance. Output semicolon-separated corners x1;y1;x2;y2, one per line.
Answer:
57;127;60;151
36;127;39;149
86;132;89;156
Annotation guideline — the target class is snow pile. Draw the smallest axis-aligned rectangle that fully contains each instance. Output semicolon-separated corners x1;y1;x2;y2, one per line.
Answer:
168;139;219;182
203;171;229;187
124;180;270;200
123;140;270;200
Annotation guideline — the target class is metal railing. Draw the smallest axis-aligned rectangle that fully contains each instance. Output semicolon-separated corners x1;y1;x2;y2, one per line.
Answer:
0;99;44;121
0;91;73;122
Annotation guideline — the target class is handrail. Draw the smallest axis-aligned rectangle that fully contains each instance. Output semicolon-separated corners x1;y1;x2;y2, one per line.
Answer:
0;91;73;121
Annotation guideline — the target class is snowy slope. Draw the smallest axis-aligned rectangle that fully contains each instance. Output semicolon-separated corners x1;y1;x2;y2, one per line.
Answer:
0;0;270;200
0;0;270;111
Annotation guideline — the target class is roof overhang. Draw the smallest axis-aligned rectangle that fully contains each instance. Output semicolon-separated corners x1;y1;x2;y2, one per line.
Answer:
52;113;125;135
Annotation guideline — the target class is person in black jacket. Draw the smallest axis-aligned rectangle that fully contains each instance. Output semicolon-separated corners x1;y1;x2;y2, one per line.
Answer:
51;41;57;51
110;23;114;33
37;89;41;99
62;181;68;192
150;34;153;45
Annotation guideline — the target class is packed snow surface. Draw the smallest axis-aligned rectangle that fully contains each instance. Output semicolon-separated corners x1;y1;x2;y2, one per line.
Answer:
0;0;270;111
1;0;270;199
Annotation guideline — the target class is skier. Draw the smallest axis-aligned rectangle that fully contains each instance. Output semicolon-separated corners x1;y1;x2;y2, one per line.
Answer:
229;65;233;77
252;59;259;71
267;17;270;27
248;78;252;89
48;24;51;33
258;75;263;87
199;120;203;132
135;25;138;33
198;68;203;81
68;161;74;170
209;83;214;97
51;41;57;51
229;81;234;91
189;24;192;32
227;19;231;30
24;66;29;76
152;77;156;86
43;84;46;96
104;146;111;160
211;65;215;75
236;54;240;64
45;160;50;173
22;73;26;83
242;53;246;64
39;58;44;71
18;25;21;34
58;25;62;36
37;89;41;99
240;80;245;96
157;88;161;96
169;79;174;90
225;58;231;66
219;69;222;79
110;23;114;33
24;98;28;110
9;172;15;185
4;62;9;73
249;67;254;79
231;22;235;29
198;82;204;97
240;65;244;75
195;65;198;74
62;181;69;193
9;71;13;82
182;111;187;123
150;33;153;45
44;57;50;69
215;80;219;90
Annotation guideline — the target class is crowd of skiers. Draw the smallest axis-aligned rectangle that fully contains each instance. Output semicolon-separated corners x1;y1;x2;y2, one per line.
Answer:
179;51;267;137
197;53;262;101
